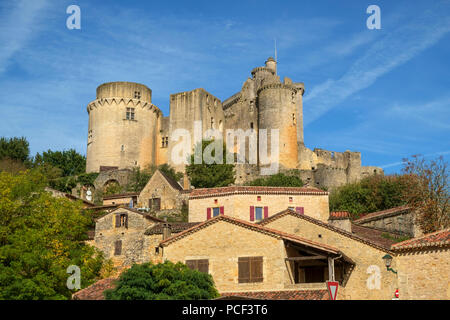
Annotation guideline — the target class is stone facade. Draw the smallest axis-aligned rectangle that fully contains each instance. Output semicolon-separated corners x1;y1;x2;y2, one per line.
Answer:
138;169;188;212
354;206;422;238
391;229;450;300
259;211;398;300
94;207;163;267
85;58;382;190
188;186;329;223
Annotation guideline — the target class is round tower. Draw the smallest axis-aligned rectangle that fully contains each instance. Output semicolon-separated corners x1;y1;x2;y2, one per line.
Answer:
86;81;160;173
265;57;277;74
257;83;299;169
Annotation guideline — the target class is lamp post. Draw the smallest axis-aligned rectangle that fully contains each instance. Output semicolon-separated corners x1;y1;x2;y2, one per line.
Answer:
382;254;397;274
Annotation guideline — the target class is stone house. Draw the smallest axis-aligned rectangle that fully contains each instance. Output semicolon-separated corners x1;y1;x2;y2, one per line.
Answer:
137;170;190;218
188;186;330;223
102;192;139;207
160;210;400;300
354;205;422;238
391;228;449;300
94;207;165;267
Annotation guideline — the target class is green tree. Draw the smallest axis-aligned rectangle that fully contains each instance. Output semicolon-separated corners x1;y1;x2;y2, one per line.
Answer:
104;261;219;300
0;170;109;299
186;140;235;188
329;174;409;219
246;171;304;187
0;137;30;163
158;163;183;182
33;149;86;177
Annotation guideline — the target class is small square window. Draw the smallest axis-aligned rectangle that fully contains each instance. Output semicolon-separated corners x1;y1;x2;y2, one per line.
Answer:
212;207;220;217
257;196;261;201
289;197;293;202
214;199;218;204
134;91;141;99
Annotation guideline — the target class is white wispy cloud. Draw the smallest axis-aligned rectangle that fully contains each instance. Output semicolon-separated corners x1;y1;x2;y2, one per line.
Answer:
303;1;450;126
380;150;450;169
0;0;49;74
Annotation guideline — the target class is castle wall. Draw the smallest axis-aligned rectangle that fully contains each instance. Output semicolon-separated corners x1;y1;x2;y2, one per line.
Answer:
167;88;224;173
86;82;160;173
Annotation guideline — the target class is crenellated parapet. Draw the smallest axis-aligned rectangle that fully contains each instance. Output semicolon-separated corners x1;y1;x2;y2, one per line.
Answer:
257;82;299;95
86;98;161;115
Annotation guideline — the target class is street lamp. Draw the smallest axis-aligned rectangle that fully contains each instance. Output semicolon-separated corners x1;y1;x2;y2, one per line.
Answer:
382;254;397;274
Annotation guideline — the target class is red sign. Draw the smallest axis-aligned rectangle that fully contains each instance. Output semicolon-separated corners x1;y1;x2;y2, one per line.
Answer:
394;289;399;298
326;281;339;300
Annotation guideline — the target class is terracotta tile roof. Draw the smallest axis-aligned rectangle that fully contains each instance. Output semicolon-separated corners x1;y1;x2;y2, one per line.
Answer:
189;186;328;199
103;192;139;200
72;278;117;300
95;207;165;223
159;215;342;256
350;224;398;249
391;228;450;251
145;222;201;235
354;205;410;223
220;290;329;300
329;211;350;220
258;209;394;253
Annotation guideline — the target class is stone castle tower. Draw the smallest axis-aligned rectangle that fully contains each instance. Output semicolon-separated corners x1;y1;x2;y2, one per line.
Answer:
85;58;383;189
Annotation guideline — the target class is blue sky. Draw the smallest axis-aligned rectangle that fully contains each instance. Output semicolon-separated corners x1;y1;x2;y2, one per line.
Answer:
0;0;449;174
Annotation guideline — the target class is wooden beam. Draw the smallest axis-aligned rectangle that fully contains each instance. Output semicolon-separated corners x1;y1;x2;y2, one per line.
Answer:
285;255;326;261
328;257;335;281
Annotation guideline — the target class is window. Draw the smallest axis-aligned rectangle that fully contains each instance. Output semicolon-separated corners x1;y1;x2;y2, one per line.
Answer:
149;198;161;211
257;196;261;201
126;107;135;120
238;256;263;283
250;206;267;221
115;213;128;228
250;122;254;129
114;240;122;256
212;207;220;217
207;206;223;219
255;207;263;220
134;91;141;99
289;197;293;203
186;259;209;273
161;136;168;148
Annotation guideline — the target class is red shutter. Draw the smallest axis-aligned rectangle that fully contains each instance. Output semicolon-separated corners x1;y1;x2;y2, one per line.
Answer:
220;206;224;215
263;206;268;219
250;206;255;221
296;207;304;215
207;207;211;220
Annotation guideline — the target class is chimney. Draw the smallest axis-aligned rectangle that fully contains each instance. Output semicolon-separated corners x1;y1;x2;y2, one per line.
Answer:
328;211;352;232
183;173;190;191
162;220;171;240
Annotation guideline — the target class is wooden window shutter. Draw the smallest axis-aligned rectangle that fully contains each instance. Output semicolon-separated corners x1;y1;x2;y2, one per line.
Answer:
220;206;224;215
115;214;121;227
263;206;268;219
114;240;122;255
250;206;255;221
207;208;211;220
238;257;250;283
296;207;304;215
251;257;263;282
186;260;196;270
198;259;209;273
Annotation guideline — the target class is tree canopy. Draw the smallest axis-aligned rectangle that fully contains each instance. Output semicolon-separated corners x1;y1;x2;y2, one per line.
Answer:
329;174;409;219
186;140;235;188
0;136;30;163
104;261;219;300
246;172;304;187
126;164;183;193
401;155;449;233
0;170;110;299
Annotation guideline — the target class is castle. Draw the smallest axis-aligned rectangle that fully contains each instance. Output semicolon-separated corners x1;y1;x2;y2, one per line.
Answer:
85;57;382;189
